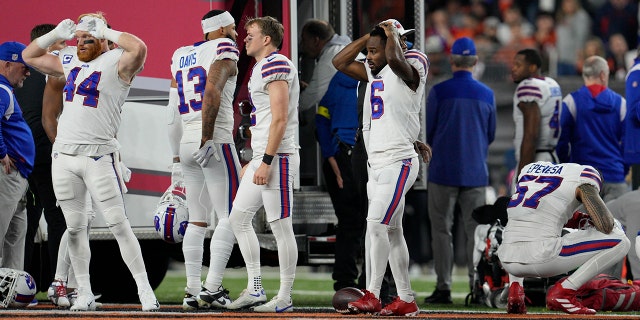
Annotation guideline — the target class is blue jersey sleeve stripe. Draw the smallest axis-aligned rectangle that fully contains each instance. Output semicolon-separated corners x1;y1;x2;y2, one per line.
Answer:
262;67;291;78
263;60;289;69
217;47;240;55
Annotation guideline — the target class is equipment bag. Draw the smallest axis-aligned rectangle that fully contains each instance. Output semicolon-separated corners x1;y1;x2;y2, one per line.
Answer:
571;274;640;311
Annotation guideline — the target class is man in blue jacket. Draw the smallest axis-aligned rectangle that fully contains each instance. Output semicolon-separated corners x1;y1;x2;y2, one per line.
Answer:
425;37;496;304
625;49;640;190
556;55;628;202
315;70;362;291
0;41;35;270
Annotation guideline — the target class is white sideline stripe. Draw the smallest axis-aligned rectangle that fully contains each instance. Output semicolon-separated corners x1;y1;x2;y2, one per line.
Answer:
270;290;468;299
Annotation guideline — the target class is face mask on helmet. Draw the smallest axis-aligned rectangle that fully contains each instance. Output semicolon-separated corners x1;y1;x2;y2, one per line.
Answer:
0;268;36;308
154;183;189;243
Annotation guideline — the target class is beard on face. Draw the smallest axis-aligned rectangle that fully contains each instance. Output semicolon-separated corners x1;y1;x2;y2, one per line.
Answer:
77;42;103;62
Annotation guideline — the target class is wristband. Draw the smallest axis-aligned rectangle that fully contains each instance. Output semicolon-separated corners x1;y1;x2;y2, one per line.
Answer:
102;28;123;44
36;31;58;49
262;154;274;165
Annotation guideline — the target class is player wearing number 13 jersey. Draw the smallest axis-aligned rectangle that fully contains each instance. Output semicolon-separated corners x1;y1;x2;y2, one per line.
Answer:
167;10;241;310
332;20;428;316
22;13;159;311
497;161;629;315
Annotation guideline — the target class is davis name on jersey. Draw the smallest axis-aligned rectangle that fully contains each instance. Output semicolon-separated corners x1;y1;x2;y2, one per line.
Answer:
170;38;239;144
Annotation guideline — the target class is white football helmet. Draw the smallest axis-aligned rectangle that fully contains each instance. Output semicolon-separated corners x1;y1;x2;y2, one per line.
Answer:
154;181;189;243
0;268;36;308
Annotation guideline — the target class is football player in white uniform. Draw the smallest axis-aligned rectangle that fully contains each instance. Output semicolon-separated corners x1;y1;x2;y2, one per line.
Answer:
22;13;159;311
166;9;241;310
511;49;563;182
226;16;300;313
333;20;428;316
497;161;629;315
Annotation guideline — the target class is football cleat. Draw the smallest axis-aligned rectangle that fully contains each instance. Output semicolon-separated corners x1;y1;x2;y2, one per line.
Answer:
252;295;293;313
546;283;596;315
507;282;527;314
48;280;70;307
227;288;267;310
183;291;199;310
347;289;382;314
197;286;232;309
139;289;160;311
69;290;96;311
379;296;420;316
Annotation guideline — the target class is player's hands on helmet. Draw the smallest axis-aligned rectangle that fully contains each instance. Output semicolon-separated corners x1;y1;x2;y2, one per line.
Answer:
77;16;107;39
171;162;183;186
414;140;432;163
378;20;399;37
54;19;76;40
193;140;221;167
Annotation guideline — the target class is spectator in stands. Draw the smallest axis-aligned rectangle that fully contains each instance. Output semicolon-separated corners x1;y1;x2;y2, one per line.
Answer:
556;55;628;202
576;36;607;75
605;33;629;81
593;0;638;51
533;11;557;74
555;0;592;76
496;5;533;46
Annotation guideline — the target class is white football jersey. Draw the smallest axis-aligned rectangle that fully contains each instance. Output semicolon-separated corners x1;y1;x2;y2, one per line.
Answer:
498;161;603;263
512;76;562;160
364;49;428;169
170;39;239;144
248;52;300;156
54;47;129;156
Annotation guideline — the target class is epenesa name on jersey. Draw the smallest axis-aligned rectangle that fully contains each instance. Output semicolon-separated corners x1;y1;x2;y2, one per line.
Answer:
525;163;563;175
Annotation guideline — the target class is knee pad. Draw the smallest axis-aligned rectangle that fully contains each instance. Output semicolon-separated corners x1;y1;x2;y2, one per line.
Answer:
101;204;127;227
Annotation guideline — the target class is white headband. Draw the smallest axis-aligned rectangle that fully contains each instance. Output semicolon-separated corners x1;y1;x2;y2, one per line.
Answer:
201;11;234;34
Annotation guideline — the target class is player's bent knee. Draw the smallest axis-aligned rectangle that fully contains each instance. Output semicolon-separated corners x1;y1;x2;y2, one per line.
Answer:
101;205;127;227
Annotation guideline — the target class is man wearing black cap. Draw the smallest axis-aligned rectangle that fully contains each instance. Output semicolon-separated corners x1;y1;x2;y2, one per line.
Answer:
424;37;496;304
0;41;35;270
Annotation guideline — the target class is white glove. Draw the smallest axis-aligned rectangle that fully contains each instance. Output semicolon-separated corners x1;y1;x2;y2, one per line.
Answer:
192;140;221;167
120;162;132;182
171;163;183;186
36;19;76;49
77;16;122;43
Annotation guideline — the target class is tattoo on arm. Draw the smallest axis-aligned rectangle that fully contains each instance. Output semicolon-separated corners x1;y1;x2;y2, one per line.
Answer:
578;184;614;234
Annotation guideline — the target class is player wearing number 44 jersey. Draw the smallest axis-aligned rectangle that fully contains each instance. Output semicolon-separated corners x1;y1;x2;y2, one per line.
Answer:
497;161;629;315
333;19;429;316
166;9;241;310
22;12;159;311
511;49;562;182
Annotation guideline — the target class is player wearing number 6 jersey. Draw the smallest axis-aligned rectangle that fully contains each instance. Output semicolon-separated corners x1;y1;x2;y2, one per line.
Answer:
333;20;428;316
166;9;241;310
22;12;159;311
511;49;562;182
497;161;629;315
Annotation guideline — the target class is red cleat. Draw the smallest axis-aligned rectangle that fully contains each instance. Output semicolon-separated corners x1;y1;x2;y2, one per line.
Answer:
380;296;420;316
546;283;596;315
507;282;527;314
347;289;381;314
